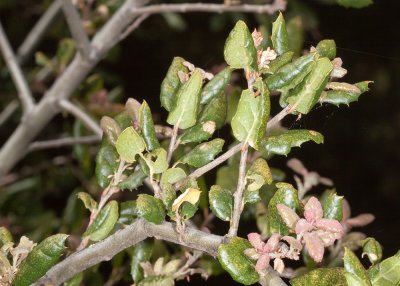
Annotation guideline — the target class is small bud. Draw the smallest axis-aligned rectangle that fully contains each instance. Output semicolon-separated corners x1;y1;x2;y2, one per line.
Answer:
100;116;121;145
125;98;141;123
244;248;260;260
361;237;382;264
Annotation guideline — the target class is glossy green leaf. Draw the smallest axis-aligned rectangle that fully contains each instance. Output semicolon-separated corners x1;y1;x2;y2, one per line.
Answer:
320;81;372;107
361;238;382;265
180;92;227;144
84;200;119;242
138;275;174;286
218;237;259;285
287;57;333;114
131;240;154;284
95;140;119;188
287;17;304;57
272;12;289;55
226;88;241;123
291;267;347;286
167;70;202;129
231;79;270;149
118;200;137;225
77;192;98;213
224;20;258;71
316;39;337;60
209;185;233;221
268;182;301;235
179;138;224;168
246;158;273;192
263;129;324;156
139;101;160;151
321;190;343;221
116;127;146;163
160;57;189;111
368;251;400;286
144;148;168;174
13;234;68;286
337;0;373;9
136;194;165;224
266;52;318;91
344;247;372;286
200;67;232;104
266;51;294;74
118;169;147;191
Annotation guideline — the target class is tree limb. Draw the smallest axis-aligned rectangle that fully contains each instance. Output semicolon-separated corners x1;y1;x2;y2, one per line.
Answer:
28;135;101;152
0;100;18;128
60;0;91;58
16;0;62;65
59;99;102;136
0;21;35;114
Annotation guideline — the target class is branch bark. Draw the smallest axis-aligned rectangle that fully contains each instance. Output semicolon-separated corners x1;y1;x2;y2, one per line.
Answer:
0;21;35;114
60;0;91;58
28;135;101;152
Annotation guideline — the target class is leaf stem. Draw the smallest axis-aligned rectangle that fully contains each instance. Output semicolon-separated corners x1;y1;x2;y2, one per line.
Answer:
167;124;179;164
227;143;248;237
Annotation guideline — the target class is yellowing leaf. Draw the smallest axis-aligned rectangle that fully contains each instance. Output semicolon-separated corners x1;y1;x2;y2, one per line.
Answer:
172;188;201;212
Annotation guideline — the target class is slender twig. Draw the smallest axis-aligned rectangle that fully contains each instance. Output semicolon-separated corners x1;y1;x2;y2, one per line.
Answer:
16;1;62;64
28;135;101;152
0;22;35;114
0;100;18;128
60;0;91;58
167;124;179;164
227;143;248;237
118;13;150;43
132;0;286;16
59;99;102;136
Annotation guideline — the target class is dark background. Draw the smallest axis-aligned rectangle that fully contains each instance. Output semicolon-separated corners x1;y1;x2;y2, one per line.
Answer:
1;0;400;284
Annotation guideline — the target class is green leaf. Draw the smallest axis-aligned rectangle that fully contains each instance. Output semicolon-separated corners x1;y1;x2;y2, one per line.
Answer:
35;52;53;70
100;116;121;145
167;70;203;129
0;226;13;247
200;67;232;104
116;127;146;163
131;240;154;284
368;251;400;286
266;52;318;91
216;165;239;191
161;168;186;188
290;267;347;286
268;183;301;235
118;169;147;191
344;248;372;286
118;200;137;225
272;12;289;55
287;17;304;57
263;129;324;156
320;81;372;107
139;101;160;151
218;237;259;285
84;200;119;242
337;0;373;9
178;138;224;168
316;39;337;60
77;192;98;213
321;190;343;221
138;275;174;286
231;79;270;149
13;234;68;286
209;185;233;221
246;158;273;192
361;238;382;265
160;57;189;111
226;88;241;123
287;57;333;114
144;148;169;174
136;194;165;224
224;20;258;71
266;51;294;74
95;140;119;188
179;92;227;144
56;38;76;69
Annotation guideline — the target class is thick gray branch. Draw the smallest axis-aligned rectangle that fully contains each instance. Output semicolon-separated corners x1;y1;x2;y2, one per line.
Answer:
60;0;91;58
16;0;62;64
0;21;35;114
